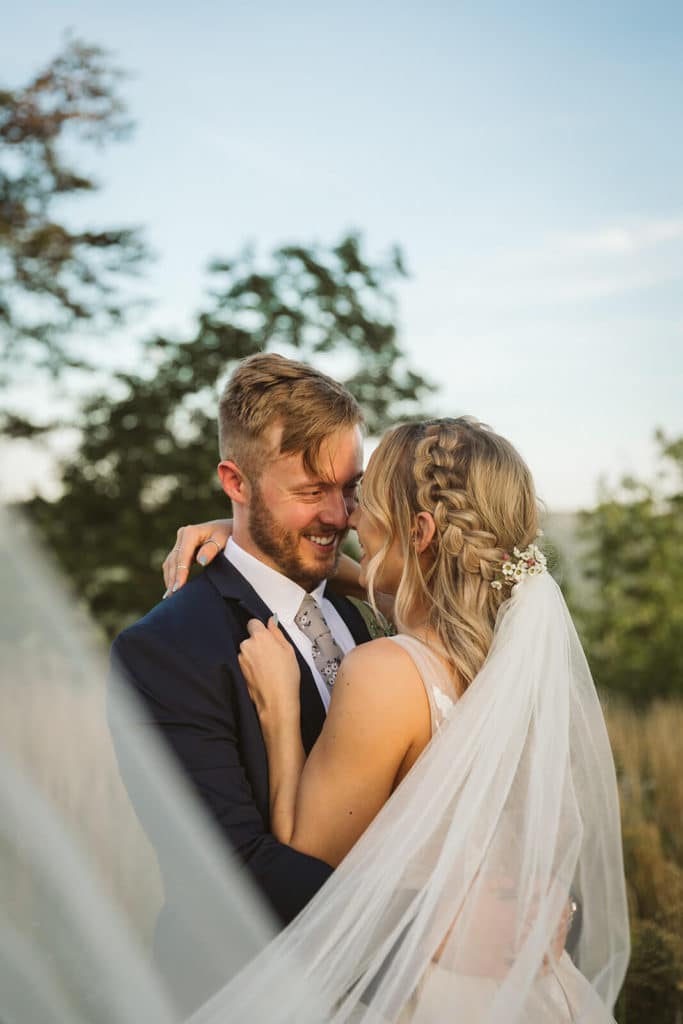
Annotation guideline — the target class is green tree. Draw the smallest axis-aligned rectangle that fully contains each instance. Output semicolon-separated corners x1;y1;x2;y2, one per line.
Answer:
25;235;434;637
575;432;683;701
0;37;146;421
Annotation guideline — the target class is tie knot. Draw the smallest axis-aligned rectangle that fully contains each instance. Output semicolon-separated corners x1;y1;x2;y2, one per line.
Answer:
294;594;327;638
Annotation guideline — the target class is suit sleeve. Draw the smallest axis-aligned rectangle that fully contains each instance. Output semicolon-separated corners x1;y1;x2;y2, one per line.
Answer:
110;624;332;925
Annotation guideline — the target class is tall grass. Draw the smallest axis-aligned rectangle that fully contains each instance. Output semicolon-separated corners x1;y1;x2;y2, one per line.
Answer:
605;701;683;1021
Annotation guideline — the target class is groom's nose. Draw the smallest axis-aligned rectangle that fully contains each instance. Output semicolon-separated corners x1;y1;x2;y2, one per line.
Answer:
318;489;350;529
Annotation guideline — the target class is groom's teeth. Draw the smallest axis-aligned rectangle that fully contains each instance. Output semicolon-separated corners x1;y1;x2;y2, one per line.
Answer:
309;535;335;546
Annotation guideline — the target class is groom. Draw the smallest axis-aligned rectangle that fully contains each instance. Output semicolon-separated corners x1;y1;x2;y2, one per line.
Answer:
110;353;371;1004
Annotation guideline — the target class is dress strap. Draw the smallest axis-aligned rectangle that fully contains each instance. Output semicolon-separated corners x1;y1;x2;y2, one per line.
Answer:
388;634;458;733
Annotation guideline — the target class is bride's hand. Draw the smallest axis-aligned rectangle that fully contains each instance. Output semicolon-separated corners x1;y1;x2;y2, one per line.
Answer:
239;618;302;724
162;519;232;596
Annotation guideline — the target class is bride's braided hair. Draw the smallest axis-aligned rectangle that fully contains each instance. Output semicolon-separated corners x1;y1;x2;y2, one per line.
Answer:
360;417;539;688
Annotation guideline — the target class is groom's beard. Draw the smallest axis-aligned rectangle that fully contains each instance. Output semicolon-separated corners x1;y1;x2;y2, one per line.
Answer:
248;487;346;592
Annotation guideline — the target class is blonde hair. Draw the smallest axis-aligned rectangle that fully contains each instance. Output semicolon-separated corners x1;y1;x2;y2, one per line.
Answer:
218;353;363;480
361;417;539;688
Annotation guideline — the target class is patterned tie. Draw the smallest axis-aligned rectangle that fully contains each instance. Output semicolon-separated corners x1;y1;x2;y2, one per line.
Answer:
294;594;344;689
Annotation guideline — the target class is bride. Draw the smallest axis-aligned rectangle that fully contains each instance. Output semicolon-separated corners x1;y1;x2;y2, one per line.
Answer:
162;417;630;1023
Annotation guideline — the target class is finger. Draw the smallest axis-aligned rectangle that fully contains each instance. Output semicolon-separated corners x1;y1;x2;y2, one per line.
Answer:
163;529;186;595
162;526;185;593
196;536;223;567
246;618;267;637
237;650;253;687
268;615;291;650
162;552;175;594
170;526;201;594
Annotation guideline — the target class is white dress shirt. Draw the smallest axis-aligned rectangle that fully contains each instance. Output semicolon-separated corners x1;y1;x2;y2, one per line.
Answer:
224;538;356;711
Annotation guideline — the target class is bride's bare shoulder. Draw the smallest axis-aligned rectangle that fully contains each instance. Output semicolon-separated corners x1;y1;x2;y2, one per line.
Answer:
341;636;416;671
335;638;428;709
323;639;432;768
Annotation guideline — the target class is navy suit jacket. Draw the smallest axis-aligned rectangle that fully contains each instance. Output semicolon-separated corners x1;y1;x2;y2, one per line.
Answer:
110;557;371;936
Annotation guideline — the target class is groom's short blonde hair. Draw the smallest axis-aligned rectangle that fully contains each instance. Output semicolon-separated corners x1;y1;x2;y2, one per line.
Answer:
218;352;363;482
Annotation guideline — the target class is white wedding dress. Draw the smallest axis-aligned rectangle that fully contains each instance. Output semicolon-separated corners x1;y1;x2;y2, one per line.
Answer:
389;634;582;1024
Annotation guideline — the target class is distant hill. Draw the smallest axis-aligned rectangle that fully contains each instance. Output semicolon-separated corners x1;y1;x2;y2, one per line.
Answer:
543;511;594;604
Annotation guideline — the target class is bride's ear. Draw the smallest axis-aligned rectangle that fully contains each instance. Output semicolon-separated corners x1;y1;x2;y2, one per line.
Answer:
413;512;436;554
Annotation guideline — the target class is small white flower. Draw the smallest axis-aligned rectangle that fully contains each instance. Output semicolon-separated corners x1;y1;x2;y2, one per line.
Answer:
492;540;548;590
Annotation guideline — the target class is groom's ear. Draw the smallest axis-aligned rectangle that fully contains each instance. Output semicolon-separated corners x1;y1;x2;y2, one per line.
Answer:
218;460;250;505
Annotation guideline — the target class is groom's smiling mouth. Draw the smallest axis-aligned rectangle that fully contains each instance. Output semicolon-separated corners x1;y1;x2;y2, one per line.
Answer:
304;532;339;553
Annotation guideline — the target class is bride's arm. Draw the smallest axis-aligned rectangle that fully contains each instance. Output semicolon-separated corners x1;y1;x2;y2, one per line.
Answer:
326;552;366;601
328;554;395;624
238;618;305;844
289;642;423;864
161;522;395;622
240;628;428;866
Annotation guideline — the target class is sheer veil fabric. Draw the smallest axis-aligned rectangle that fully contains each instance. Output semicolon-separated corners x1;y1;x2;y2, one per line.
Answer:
0;510;293;1022
1;509;629;1022
190;570;630;1024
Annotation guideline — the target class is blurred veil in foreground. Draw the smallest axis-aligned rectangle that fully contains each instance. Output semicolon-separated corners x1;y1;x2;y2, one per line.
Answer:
0;507;321;1022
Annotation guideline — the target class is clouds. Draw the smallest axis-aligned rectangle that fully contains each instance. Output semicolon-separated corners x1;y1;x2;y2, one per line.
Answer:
397;213;682;509
403;215;683;321
563;218;683;255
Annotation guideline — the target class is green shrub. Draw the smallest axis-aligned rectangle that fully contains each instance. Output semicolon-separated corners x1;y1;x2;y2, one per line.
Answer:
617;919;682;1022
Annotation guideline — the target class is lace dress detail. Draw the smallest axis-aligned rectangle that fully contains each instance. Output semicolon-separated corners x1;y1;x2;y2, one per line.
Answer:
387;633;458;735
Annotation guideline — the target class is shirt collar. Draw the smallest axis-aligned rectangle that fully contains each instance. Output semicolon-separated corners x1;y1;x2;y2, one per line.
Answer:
225;537;326;622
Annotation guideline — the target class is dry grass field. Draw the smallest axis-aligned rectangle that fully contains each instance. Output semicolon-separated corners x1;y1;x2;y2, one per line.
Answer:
604;701;683;1021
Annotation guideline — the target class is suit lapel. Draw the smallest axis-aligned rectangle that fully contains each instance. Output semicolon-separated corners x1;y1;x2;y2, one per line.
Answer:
206;554;272;621
278;625;326;753
206;557;326;752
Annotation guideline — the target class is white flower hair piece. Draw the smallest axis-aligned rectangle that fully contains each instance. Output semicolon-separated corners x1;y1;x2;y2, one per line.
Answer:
490;542;548;591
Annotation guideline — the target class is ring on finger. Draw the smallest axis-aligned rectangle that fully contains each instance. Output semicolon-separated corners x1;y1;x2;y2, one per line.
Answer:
203;538;222;552
176;563;190;571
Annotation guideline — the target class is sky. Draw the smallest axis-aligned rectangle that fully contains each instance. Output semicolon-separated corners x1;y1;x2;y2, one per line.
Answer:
2;1;682;510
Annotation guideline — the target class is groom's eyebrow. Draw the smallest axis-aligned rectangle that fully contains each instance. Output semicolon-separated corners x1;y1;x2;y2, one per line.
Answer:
294;471;363;490
327;470;363;488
